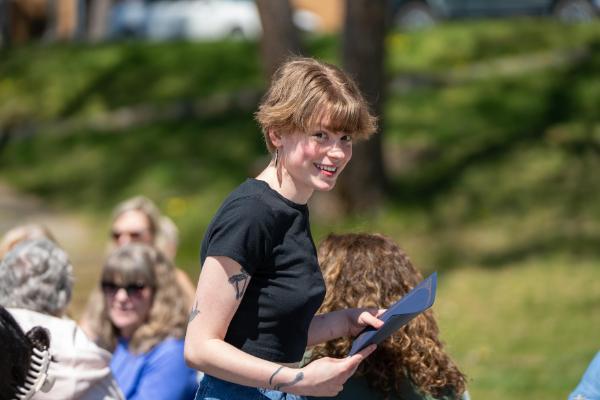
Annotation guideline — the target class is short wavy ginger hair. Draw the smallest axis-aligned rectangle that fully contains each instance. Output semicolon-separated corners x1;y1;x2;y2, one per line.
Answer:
311;233;467;399
0;239;73;317
255;57;378;153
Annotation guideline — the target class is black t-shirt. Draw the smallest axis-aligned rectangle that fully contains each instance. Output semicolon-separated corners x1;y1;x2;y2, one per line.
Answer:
200;178;326;363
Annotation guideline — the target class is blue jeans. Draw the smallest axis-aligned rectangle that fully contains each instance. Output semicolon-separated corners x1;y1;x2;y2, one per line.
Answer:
195;374;306;400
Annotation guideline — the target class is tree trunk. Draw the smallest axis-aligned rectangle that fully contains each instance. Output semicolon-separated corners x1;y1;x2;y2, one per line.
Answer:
336;0;388;213
87;0;111;41
255;0;304;78
0;0;7;46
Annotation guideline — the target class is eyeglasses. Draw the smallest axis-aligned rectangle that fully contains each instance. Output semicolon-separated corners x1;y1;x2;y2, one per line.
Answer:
101;281;149;298
110;230;148;242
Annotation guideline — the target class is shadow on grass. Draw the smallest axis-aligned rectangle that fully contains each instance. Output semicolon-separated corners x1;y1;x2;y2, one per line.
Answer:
389;40;600;207
58;41;262;119
1;109;265;210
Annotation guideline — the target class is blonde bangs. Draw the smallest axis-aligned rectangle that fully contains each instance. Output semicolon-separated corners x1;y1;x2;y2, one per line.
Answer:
255;57;378;152
300;96;375;141
102;249;155;287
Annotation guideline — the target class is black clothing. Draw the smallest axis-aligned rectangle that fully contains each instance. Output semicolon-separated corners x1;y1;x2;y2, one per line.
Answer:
201;178;326;363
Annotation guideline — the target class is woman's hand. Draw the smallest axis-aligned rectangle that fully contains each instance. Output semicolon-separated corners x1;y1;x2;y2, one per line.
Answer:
345;308;386;337
283;344;377;396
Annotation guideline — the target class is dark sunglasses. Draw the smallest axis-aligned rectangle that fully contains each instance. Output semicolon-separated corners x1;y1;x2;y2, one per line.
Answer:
101;281;148;298
110;230;147;241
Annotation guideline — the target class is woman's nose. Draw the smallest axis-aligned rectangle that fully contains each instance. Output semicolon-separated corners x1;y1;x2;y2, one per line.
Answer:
327;141;349;159
114;287;130;301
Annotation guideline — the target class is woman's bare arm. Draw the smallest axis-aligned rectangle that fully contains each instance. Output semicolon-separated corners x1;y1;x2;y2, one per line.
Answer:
307;309;385;347
184;255;376;396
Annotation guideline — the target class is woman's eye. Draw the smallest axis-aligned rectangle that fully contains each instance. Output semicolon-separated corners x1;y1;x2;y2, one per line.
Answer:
342;135;353;143
313;132;326;140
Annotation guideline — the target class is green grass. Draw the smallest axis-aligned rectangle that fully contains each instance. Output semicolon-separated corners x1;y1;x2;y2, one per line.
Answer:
437;258;600;399
1;19;600;399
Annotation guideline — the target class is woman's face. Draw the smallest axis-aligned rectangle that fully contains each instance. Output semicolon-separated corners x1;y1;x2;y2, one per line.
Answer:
111;210;154;247
102;278;153;338
277;119;353;202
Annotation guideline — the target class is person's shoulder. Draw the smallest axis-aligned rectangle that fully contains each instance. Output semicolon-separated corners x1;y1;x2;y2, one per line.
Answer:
145;337;194;373
146;337;185;359
216;181;277;223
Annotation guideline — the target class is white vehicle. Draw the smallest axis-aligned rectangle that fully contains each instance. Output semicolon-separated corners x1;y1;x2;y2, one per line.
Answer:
111;0;262;40
146;0;262;40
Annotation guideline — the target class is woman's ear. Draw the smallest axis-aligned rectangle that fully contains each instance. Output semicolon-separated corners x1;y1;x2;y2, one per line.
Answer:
268;129;282;148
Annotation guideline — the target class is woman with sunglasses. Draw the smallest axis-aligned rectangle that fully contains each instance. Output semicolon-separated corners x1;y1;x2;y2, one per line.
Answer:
185;57;383;399
84;242;198;400
109;196;196;308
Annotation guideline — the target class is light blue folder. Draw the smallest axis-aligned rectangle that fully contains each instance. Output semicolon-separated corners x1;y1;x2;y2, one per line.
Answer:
349;272;437;356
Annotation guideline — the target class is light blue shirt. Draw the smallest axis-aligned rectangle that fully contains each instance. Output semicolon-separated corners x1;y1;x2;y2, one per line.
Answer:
111;337;197;400
570;352;600;400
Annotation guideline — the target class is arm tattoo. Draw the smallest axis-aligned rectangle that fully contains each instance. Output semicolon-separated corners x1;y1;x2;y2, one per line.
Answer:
268;366;284;386
188;300;200;323
273;372;304;391
228;268;250;300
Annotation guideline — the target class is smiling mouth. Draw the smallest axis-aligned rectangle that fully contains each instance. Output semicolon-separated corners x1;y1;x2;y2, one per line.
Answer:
315;163;338;175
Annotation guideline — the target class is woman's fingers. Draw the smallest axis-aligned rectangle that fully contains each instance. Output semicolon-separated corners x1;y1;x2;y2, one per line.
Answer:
359;310;384;329
345;344;377;374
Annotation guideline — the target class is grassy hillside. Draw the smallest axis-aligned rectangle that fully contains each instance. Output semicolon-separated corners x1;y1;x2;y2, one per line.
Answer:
1;18;599;399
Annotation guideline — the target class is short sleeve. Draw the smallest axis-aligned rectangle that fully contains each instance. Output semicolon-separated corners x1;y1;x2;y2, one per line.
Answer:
203;196;274;275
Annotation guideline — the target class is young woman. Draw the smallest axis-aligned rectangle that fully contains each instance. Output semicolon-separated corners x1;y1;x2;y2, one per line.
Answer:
184;57;382;399
85;243;198;399
309;233;468;400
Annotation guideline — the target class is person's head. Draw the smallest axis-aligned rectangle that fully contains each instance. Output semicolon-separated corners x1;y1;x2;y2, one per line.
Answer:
92;243;187;353
110;196;162;248
0;223;56;260
0;239;73;317
255;57;377;194
155;215;179;261
0;306;53;400
312;233;466;398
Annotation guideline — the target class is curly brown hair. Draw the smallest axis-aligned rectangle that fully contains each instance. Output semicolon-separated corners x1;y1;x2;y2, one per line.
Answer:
310;233;466;399
86;243;187;354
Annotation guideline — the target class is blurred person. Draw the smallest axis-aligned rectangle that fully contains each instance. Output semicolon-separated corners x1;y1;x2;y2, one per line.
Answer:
0;305;54;400
308;233;468;400
84;243;197;400
0;223;56;259
184;57;383;399
0;239;124;400
156;215;196;304
569;351;600;400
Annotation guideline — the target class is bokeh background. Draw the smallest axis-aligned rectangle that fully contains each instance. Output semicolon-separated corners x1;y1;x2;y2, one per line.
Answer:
1;1;599;398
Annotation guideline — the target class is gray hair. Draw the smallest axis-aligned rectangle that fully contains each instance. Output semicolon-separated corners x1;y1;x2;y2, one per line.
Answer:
0;239;73;316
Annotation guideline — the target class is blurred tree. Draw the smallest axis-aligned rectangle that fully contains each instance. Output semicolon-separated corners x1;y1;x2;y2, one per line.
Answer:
335;0;388;212
0;0;8;46
6;0;49;44
255;0;304;78
87;0;111;41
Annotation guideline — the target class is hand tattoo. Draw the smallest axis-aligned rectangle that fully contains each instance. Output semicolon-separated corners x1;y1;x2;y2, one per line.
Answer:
188;300;200;323
228;268;250;300
274;372;304;391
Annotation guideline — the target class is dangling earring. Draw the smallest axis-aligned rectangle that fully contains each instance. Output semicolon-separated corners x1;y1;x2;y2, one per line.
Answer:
275;148;279;167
